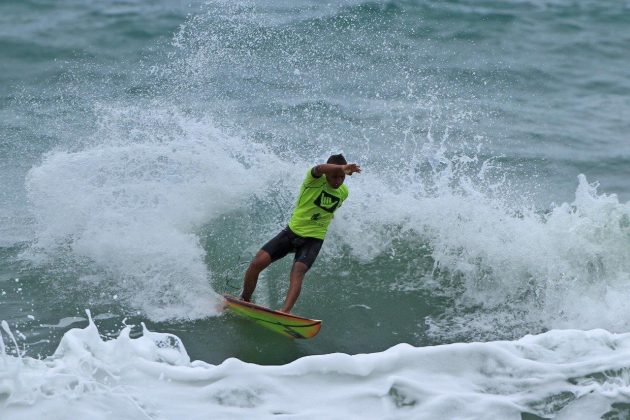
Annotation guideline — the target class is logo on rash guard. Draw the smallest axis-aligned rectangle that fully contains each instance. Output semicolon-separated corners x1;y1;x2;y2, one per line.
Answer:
314;191;340;213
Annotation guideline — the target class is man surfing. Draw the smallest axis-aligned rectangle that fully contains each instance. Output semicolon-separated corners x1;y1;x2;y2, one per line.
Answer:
239;154;361;313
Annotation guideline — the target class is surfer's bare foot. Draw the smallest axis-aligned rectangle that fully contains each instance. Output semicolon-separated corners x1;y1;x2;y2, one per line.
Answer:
239;294;250;302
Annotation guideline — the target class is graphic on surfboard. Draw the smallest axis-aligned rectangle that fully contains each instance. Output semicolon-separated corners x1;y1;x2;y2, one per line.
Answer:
223;294;322;339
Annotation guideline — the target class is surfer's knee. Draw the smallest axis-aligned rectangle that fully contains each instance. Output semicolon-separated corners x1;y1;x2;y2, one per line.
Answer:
251;250;272;271
291;261;309;276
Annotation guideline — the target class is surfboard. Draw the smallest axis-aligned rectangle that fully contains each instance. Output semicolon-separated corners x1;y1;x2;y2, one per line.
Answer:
223;294;322;339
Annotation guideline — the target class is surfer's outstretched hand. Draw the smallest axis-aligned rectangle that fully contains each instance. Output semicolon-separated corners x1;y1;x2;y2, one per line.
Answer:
343;163;361;175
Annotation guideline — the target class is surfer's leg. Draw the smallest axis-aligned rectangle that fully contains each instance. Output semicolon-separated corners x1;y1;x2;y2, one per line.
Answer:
281;261;309;313
281;238;323;313
241;250;271;301
242;228;294;301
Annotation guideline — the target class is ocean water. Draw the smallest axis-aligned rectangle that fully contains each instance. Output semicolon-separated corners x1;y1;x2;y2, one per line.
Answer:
2;0;630;418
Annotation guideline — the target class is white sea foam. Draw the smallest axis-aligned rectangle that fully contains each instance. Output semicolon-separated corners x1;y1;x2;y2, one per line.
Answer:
3;315;630;419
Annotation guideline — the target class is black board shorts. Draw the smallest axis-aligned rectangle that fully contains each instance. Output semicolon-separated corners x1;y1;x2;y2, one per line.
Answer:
261;227;323;269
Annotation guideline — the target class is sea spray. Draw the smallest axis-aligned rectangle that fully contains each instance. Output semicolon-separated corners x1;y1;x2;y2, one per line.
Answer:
22;107;303;321
421;174;630;340
1;321;22;361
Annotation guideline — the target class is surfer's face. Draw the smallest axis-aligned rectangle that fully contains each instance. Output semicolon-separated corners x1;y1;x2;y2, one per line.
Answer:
326;173;345;189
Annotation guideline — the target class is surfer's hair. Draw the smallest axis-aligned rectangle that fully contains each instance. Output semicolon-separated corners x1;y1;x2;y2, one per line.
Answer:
327;154;347;165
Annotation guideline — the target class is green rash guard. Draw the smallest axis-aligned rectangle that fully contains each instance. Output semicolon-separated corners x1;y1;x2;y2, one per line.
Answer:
288;168;349;240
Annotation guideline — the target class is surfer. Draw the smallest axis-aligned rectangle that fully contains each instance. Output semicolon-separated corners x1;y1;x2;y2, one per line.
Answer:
239;154;361;313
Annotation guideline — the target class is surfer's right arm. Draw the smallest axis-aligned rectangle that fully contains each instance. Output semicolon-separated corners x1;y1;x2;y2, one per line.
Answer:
312;163;361;178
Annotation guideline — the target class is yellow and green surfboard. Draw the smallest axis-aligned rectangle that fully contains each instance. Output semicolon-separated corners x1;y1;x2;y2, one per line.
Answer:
223;294;322;339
